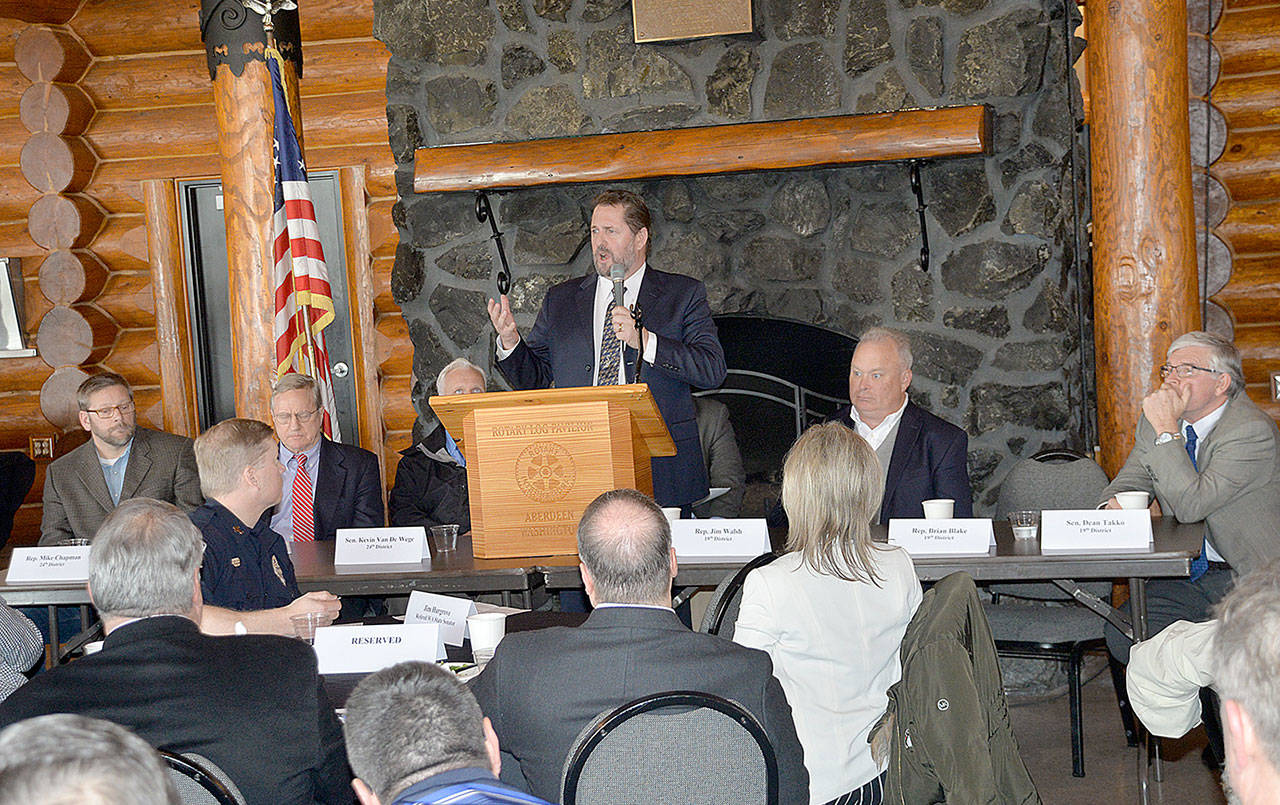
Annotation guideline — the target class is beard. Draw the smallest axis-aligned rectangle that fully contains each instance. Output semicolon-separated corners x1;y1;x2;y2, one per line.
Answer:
97;420;135;448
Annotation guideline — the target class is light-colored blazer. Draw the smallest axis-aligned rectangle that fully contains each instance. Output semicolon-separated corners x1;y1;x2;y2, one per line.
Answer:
40;427;203;545
734;547;922;804
1099;393;1280;572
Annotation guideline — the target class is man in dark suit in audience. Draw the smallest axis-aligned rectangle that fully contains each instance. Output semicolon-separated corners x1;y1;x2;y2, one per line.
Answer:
831;327;972;522
470;488;808;803
345;661;552;805
0;498;354;805
40;372;202;545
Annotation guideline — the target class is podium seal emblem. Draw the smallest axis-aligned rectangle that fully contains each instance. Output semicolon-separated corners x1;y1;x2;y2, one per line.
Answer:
515;441;576;503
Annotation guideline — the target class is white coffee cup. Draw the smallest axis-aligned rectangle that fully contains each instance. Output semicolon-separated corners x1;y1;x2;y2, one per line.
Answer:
921;499;954;519
467;612;507;664
661;507;681;522
1115;491;1150;510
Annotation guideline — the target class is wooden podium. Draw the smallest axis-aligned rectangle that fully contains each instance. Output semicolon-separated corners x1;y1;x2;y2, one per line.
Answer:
430;385;676;558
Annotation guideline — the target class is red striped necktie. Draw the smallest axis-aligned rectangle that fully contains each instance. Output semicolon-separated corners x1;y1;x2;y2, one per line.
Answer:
291;452;315;543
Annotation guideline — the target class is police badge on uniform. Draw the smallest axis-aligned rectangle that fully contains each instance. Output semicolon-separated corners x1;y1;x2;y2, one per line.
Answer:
272;555;286;586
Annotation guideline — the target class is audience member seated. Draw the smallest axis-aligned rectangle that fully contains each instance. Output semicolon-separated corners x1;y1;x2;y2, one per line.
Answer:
1127;618;1216;739
191;418;340;635
40;372;202;545
0;601;42;703
470;488;809;803
735;422;921;805
0;451;34;552
830;327;972;521
0;498;354;805
691;396;746;519
0;714;180;805
1100;331;1280;664
388;358;487;532
344;660;553;805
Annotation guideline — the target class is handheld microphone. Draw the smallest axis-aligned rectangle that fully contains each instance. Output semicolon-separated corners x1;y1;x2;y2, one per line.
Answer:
609;264;626;308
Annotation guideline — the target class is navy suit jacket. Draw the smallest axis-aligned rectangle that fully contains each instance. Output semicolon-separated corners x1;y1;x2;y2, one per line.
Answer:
831;400;973;521
311;437;385;540
497;267;727;507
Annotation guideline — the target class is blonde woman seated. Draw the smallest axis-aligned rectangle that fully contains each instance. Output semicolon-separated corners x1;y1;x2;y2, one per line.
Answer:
734;422;922;805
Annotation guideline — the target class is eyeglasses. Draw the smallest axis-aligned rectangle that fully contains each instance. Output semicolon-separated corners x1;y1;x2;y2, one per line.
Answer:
1160;363;1221;379
83;401;135;419
272;409;319;425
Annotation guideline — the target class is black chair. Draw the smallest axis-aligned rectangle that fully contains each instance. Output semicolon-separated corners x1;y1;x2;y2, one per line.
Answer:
986;448;1130;777
698;551;778;639
158;751;246;805
561;691;778;805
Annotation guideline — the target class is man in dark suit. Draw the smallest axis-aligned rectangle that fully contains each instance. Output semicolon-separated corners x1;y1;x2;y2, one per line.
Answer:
830;327;972;522
270;373;384;544
486;189;727;509
0;498;354;805
40;372;202;545
470;488;808;803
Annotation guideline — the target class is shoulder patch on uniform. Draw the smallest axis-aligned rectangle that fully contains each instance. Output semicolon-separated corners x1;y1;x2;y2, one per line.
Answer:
272;554;286;586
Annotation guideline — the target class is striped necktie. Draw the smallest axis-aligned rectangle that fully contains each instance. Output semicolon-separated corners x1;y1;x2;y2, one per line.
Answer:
291;453;315;543
1186;424;1207;581
597;298;621;385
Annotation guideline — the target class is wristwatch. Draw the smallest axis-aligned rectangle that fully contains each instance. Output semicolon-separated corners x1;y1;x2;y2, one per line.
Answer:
1154;431;1183;446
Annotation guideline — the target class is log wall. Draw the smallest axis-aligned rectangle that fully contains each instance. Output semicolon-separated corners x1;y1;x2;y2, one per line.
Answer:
0;0;407;546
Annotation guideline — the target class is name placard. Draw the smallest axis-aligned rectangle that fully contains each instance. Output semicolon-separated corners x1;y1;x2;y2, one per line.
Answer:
314;623;444;674
671;519;770;563
334;527;425;565
5;546;91;583
888;519;994;556
404;590;477;646
1040;509;1153;554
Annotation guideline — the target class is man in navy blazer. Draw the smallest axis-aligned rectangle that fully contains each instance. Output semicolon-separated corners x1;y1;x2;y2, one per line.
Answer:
830;327;972;522
487;189;726;508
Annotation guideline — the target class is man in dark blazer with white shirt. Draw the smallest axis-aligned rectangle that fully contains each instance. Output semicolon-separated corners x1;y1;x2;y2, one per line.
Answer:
487;189;727;509
0;498;353;805
470;488;808;803
40;372;202;545
830;327;972;522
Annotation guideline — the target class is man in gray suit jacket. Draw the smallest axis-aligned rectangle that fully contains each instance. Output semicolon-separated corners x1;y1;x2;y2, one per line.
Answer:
470;488;808;803
1100;331;1280;662
40;373;201;545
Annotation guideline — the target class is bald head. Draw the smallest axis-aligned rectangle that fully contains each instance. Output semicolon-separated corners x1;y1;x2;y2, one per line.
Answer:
576;489;674;606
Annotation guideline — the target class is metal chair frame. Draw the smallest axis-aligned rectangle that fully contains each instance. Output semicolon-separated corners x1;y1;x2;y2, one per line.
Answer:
158;751;243;805
700;551;779;636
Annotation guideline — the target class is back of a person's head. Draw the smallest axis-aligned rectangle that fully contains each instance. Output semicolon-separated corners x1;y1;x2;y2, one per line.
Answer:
344;661;490;803
1215;562;1280;776
576;488;671;605
89;498;203;619
193;417;275;499
0;714;179;805
782;422;885;583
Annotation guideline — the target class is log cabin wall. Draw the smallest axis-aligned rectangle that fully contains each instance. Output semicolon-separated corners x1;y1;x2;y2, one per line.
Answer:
385;0;1093;513
1204;0;1280;419
0;0;407;545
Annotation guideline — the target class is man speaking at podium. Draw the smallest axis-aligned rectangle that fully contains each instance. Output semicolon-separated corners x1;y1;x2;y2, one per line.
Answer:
486;188;726;509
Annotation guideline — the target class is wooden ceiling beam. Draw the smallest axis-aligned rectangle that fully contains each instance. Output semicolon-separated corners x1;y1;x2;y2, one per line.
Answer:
414;105;990;193
0;1;80;25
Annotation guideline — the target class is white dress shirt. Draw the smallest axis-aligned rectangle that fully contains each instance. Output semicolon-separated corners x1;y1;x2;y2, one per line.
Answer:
848;395;909;451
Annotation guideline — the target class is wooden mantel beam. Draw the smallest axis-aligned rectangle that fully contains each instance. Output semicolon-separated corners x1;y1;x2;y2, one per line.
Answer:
414;105;990;193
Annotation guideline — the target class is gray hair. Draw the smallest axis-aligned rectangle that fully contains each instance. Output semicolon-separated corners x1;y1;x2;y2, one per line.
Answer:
0;714;179;805
77;373;132;411
344;661;490;803
436;358;487;395
857;327;913;371
1214;562;1280;771
271;372;323;411
193;418;277;499
89;498;204;619
577;489;672;605
1167;330;1244;396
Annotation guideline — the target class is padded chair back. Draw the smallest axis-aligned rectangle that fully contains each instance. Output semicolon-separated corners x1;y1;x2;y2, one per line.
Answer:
995;453;1109;519
561;691;778;805
159;751;246;805
698;552;778;639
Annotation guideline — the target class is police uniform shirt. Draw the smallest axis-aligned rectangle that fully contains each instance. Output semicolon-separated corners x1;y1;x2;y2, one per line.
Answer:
190;500;300;612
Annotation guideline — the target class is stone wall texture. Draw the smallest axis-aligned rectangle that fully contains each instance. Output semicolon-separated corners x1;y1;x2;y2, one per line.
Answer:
375;0;1091;513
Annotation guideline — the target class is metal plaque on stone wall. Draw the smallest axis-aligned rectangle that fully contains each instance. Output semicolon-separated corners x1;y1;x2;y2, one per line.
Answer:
632;0;752;43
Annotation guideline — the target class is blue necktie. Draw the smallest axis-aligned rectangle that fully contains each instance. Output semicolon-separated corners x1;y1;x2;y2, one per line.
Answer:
1186;424;1208;581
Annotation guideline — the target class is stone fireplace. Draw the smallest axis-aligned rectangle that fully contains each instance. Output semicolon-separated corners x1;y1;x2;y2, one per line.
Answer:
374;0;1091;514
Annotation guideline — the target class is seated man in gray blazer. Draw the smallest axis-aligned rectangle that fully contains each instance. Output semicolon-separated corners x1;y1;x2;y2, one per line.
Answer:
470;488;808;803
41;372;202;545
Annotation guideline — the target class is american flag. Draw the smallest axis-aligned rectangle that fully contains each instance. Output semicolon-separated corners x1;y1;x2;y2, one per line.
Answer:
268;47;341;440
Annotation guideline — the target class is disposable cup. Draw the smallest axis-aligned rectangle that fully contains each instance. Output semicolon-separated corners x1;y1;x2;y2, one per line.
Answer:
661;507;681;522
290;611;326;645
1115;491;1150;510
1009;510;1039;540
921;499;954;519
430;524;460;553
468;612;507;665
